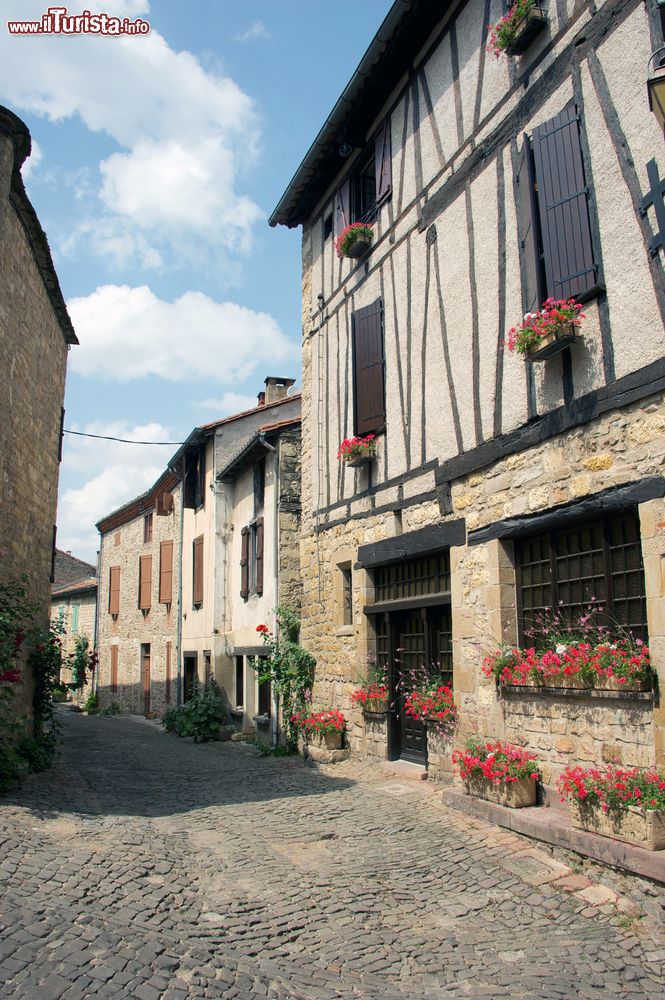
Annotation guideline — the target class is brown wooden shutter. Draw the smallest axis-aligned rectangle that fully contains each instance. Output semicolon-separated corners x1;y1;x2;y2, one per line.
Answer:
109;566;120;615
240;526;249;599
516;136;543;315
375;119;392;205
531;102;598;301
335;177;350;236
139;555;152;610
110;645;118;693
255;517;264;596
165;641;172;703
159;540;173;604
352;299;386;436
193;535;204;606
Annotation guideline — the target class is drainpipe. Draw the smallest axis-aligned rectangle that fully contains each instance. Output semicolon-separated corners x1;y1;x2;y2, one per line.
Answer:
259;434;279;747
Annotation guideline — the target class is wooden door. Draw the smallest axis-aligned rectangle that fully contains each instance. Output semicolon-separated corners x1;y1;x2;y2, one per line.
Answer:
394;611;428;763
142;645;151;716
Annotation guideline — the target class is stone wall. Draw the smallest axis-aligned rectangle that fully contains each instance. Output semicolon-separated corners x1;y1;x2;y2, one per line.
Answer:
277;427;302;613
51;590;97;682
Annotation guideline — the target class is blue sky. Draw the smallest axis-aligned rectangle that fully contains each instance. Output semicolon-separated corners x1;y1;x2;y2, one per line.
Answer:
0;0;392;559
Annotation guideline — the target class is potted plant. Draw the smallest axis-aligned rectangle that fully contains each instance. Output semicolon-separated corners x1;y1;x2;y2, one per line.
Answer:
506;297;585;361
336;222;374;260
453;737;541;808
351;681;390;715
483;638;653;691
404;682;457;725
558;765;665;850
337;434;377;468
290;709;346;750
487;0;549;58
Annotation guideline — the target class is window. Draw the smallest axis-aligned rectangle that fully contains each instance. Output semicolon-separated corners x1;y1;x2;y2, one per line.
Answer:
257;658;271;717
144;512;153;543
165;641;172;704
240;519;264;599
340;564;353;625
184;444;206;509
235;655;244;708
138;555;152;611
352;299;386;436
334;118;392;235
159;540;173;604
254;459;265;515
204;651;212;689
323;213;333;241
71;604;79;634
374;554;451;603
110;646;118;693
516;511;648;643
108;565;120;616
193;535;204;607
516;101;599;312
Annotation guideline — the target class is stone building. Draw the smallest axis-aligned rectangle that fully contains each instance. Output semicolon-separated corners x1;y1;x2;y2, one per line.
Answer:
51;553;98;686
271;0;665;787
215;414;302;743
0;106;77;715
168;378;300;718
95;471;181;715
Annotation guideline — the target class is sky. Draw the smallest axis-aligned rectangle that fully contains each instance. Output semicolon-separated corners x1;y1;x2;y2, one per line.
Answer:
0;0;393;561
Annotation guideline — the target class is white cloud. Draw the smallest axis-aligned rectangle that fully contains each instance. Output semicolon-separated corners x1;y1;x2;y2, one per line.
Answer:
20;138;42;180
197;393;261;419
67;284;298;383
0;3;261;273
58;419;177;560
235;21;271;43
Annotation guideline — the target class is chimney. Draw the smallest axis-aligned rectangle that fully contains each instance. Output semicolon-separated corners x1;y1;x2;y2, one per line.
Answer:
257;391;266;407
264;376;296;405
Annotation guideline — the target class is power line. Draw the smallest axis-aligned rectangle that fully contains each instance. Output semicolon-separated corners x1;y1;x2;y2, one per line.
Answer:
64;429;184;446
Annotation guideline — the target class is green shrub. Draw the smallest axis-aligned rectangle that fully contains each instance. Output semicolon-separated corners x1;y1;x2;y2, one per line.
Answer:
98;701;121;717
161;680;228;742
16;730;57;772
82;691;98;714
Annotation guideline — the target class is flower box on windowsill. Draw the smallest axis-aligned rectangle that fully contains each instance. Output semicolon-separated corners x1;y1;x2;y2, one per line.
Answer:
362;699;389;717
345;232;373;259
570;801;665;851
463;775;537;809
525;323;578;361
346;450;376;468
504;7;549;56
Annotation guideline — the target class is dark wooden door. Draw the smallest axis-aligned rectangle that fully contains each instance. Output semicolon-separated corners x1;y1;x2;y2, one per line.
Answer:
183;655;197;703
142;645;151;716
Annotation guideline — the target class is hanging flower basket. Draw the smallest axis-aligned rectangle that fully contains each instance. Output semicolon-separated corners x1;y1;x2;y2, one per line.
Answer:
337;434;377;467
488;1;549;58
336;222;374;259
453;737;540;809
558;766;665;850
506;297;585;360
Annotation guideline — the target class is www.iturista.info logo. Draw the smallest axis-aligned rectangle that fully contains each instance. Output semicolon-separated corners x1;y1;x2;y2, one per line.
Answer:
7;6;151;35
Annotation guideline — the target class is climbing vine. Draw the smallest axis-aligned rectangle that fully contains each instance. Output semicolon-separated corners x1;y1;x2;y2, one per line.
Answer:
255;607;316;750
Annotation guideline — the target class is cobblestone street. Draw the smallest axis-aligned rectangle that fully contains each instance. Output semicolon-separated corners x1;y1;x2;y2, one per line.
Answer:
0;709;664;999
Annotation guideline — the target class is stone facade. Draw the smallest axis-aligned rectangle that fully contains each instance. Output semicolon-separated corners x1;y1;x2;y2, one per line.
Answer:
0;106;76;718
50;580;97;684
272;2;665;784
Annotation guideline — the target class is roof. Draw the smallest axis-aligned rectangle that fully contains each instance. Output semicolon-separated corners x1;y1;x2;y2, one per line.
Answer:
0;106;77;345
270;0;445;228
217;416;301;481
52;549;97;590
96;468;179;535
51;577;97;599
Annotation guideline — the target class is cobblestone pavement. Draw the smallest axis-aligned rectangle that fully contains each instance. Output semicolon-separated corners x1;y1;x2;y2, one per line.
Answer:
1;709;665;999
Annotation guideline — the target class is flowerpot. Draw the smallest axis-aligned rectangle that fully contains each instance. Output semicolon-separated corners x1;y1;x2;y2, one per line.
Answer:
504;7;549;56
344;233;373;259
570;800;665;850
525;323;578;361
363;699;389;716
594;676;653;693
540;674;593;690
308;730;344;750
218;725;235;742
346;451;376;468
463;775;537;809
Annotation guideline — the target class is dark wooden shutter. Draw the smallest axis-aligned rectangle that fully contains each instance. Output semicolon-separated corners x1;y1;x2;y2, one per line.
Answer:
195;446;206;509
516;135;543;315
159;540;173;604
531;102;598;301
335;177;350;236
193;535;204;606
109;566;120;615
240;526;249;599
50;525;57;583
352;299;386;436
255;517;264;596
375;118;392;205
139;555;152;610
110;645;118;693
58;408;65;462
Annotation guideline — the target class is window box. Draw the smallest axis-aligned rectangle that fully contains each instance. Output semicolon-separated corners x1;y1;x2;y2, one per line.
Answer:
306;730;344;750
570;801;665;851
462;775;537;809
525;323;579;361
345;231;373;259
346;450;376;468
504;7;549;56
362;699;389;716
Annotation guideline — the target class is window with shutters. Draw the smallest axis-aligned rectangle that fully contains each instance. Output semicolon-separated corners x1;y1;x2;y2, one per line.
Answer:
254;459;265;516
193;535;204;607
516;102;601;315
334;118;392;236
515;511;648;645
143;513;153;544
352;299;386;437
108;565;120;616
240;520;264;600
71;604;79;634
159;540;173;604
184;444;206;509
138;554;152;611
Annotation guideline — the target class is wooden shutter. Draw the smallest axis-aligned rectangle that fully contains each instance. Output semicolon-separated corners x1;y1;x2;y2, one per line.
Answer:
50;525;57;584
516;136;543;315
110;646;118;693
255;517;264;596
159;540;173;604
195;446;206;509
531;102;598;301
375;118;392;205
335;177;350;236
165;641;171;704
139;555;152;610
240;526;249;599
352;299;386;436
109;565;120;615
58;407;65;462
184;451;198;508
193;535;204;606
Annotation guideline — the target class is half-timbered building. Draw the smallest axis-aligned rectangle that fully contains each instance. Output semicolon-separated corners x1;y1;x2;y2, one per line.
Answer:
271;0;665;786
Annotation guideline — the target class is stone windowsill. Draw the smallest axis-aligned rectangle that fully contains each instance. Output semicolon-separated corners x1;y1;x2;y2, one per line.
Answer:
500;684;654;703
334;625;355;637
253;713;271;726
230;707;244;718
